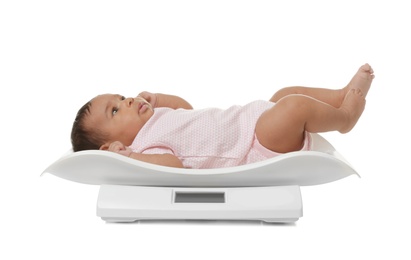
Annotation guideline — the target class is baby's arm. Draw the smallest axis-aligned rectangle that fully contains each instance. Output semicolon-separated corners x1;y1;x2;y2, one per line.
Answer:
138;91;193;110
102;141;184;168
129;153;184;168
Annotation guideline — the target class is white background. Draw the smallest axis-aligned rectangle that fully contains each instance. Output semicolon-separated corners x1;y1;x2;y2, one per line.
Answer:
1;0;410;259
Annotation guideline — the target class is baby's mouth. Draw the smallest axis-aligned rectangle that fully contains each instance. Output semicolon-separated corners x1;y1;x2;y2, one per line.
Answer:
139;103;149;113
135;97;153;113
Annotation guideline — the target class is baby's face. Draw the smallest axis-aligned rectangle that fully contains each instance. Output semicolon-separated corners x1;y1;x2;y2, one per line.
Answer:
86;94;154;147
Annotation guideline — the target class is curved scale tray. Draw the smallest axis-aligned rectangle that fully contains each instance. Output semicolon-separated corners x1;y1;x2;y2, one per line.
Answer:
42;134;359;187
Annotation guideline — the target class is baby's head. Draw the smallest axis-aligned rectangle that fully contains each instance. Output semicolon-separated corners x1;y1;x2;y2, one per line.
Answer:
71;94;153;152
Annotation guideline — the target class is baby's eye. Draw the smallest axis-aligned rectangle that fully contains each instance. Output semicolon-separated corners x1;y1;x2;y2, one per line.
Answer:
112;107;118;115
121;96;125;100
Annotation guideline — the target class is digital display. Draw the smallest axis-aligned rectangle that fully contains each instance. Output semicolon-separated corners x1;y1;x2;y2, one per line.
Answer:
174;192;225;203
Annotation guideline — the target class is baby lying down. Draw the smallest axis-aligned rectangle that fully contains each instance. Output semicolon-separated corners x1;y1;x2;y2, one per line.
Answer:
71;64;374;169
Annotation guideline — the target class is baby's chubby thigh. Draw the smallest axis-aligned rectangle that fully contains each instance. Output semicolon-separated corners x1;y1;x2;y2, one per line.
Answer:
254;105;306;154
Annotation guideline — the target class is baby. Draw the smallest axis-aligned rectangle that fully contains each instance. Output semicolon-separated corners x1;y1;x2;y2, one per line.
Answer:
71;64;374;169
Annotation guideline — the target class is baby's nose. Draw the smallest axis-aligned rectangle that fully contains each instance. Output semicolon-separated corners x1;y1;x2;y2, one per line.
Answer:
125;97;134;107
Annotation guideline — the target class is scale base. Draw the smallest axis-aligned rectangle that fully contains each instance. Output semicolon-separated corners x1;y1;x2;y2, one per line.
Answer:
97;185;303;223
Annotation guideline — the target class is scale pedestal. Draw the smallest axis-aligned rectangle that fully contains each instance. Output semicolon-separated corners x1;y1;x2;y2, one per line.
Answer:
97;185;302;223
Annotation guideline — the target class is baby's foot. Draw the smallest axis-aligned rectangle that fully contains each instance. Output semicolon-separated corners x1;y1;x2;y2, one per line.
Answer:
344;63;375;98
339;88;366;134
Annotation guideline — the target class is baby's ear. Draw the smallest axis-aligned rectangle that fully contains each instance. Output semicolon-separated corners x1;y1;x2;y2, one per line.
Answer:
99;143;110;150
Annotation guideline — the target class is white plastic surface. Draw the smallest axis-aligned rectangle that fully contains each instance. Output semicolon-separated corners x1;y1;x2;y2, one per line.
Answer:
42;133;359;187
97;185;302;223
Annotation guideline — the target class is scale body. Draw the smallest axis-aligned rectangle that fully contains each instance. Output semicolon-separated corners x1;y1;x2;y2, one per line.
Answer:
43;134;358;223
97;185;302;223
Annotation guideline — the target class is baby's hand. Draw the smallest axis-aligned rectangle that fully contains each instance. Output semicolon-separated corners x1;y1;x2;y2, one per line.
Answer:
106;141;133;157
138;91;157;108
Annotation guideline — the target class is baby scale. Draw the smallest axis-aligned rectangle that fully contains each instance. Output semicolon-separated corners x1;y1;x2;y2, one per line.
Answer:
42;134;358;223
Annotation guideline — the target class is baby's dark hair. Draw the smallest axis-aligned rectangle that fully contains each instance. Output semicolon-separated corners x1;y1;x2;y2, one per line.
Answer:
71;101;108;152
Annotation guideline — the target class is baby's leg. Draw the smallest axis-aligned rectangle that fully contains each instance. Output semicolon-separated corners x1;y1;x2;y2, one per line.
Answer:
270;86;345;108
270;63;374;108
256;89;365;153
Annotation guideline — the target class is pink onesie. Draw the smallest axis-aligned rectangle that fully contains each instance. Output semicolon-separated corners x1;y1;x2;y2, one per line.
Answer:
129;100;311;169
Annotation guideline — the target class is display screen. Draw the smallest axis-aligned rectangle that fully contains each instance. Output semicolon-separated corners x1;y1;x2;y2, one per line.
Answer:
174;192;225;203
